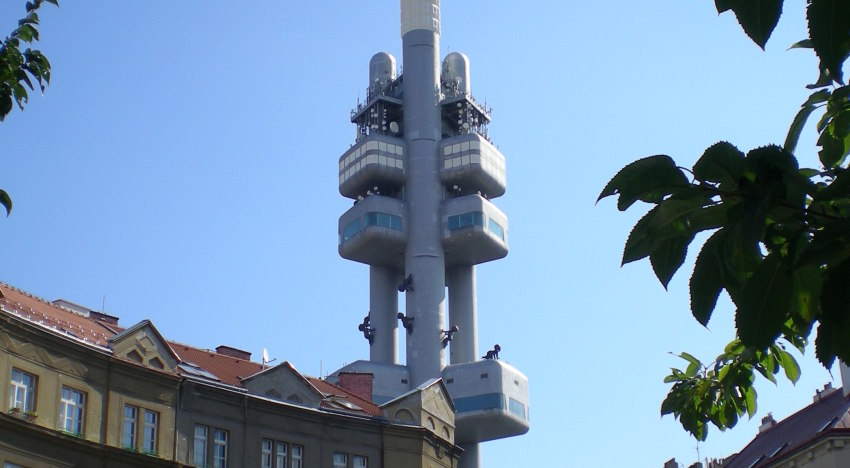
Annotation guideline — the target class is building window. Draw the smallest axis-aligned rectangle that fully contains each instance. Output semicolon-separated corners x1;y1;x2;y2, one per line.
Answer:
9;368;37;412
59;386;86;435
291;444;303;468
121;404;158;454
213;429;228;468
122;404;137;449
333;452;347;468
275;442;287;468
262;439;290;468
261;439;273;468
353;455;368;468
193;424;208;467
142;409;158;454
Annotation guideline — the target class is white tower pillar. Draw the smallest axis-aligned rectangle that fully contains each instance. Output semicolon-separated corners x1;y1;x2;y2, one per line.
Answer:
369;266;399;363
401;0;446;386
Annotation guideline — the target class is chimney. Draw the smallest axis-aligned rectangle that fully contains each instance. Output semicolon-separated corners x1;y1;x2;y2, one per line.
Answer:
814;382;837;402
759;413;776;433
841;362;850;397
663;458;679;468
215;345;251;361
89;311;119;326
338;372;374;401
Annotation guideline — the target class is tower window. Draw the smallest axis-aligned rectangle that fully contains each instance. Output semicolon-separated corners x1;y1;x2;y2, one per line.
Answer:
364;211;402;230
448;211;484;230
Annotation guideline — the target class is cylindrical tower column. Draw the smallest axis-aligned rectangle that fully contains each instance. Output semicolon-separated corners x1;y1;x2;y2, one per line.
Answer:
458;443;481;468
401;0;446;386
448;265;477;364
370;266;399;364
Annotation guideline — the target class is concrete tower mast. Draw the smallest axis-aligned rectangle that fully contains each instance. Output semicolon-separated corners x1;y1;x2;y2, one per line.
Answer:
333;2;529;466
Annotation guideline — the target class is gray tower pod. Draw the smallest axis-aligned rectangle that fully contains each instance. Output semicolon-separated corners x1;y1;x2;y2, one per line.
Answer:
369;52;397;95
442;52;471;95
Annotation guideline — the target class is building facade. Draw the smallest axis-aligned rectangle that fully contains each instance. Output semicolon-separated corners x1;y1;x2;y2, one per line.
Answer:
0;281;461;467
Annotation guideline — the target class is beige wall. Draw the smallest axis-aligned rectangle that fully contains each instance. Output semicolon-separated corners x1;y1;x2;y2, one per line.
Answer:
770;436;850;468
0;314;180;463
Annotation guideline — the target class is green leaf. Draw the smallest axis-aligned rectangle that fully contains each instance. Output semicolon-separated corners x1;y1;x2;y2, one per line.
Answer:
644;198;705;287
690;230;729;326
650;235;690;289
597;155;688;211
0;189;11;216
790;266;822;325
715;0;734;13
785;89;831;154
717;0;784;49
818;128;848;168
754;363;778;384
807;0;850;84
820;258;850;325
777;348;801;383
743;385;757;417
680;352;702;376
622;206;659;265
790;38;813;49
735;252;793;349
693;141;746;189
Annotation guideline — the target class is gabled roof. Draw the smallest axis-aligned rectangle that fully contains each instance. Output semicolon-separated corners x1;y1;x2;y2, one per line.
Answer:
110;319;181;365
726;387;850;467
380;377;455;412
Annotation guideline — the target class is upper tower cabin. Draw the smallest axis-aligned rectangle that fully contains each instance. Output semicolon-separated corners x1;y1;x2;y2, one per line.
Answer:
338;52;508;270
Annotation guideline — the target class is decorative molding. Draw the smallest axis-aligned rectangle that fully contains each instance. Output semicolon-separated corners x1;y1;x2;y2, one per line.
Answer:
0;332;88;377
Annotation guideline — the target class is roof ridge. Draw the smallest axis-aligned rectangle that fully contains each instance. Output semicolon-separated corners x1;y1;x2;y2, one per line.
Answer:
0;281;54;307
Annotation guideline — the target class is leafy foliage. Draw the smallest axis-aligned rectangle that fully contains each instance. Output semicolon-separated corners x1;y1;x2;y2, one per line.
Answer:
0;0;57;121
0;0;57;217
599;0;850;440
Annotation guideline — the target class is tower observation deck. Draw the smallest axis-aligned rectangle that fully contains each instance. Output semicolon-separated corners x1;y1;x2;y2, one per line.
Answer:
331;2;529;467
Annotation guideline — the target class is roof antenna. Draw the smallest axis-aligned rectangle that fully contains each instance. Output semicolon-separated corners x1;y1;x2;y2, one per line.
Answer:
262;348;276;370
101;295;106;313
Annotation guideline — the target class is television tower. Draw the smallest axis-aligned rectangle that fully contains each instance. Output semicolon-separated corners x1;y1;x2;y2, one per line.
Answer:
333;2;529;466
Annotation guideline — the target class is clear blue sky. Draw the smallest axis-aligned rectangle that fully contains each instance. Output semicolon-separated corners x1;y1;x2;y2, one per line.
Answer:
1;1;841;466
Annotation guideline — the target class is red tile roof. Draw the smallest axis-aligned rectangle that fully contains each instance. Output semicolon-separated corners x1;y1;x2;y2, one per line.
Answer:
0;281;116;347
170;342;264;387
0;281;382;418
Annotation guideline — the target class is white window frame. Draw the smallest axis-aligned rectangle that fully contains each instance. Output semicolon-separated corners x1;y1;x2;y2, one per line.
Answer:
275;442;287;468
142;409;158;454
59;386;86;434
291;444;303;468
9;368;36;412
193;424;208;467
122;404;138;449
261;438;273;468
213;429;228;468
